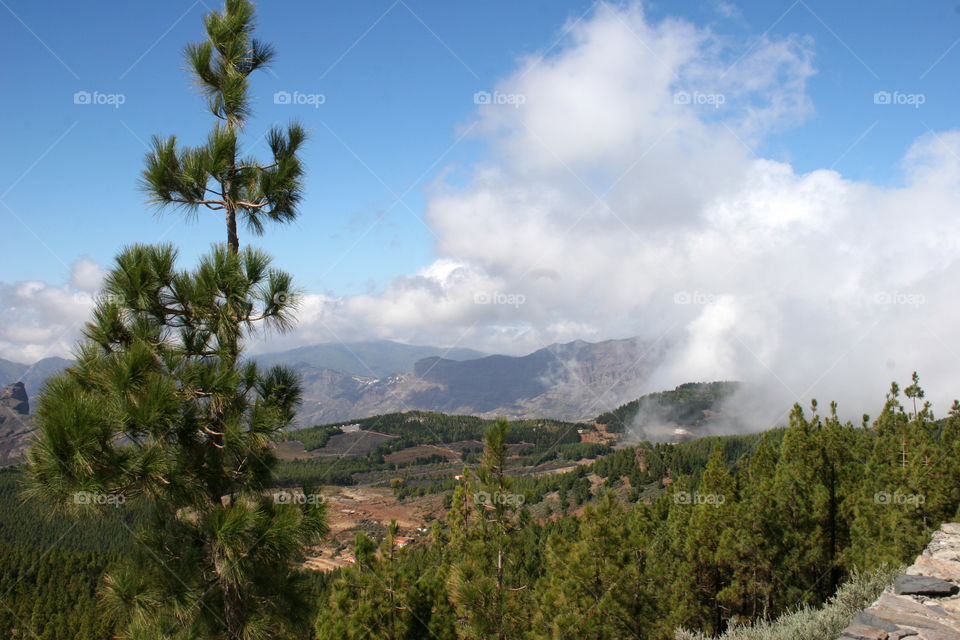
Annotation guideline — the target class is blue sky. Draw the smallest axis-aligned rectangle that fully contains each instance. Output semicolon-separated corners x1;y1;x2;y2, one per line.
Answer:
4;0;960;416
2;0;958;293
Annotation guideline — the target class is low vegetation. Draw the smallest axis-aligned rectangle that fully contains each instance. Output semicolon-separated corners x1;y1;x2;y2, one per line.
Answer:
675;565;900;640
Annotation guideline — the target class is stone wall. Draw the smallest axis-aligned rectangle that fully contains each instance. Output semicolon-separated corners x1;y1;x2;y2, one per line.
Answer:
838;523;960;640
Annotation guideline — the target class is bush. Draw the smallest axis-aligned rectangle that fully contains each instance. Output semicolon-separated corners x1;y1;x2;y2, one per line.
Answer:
674;565;900;640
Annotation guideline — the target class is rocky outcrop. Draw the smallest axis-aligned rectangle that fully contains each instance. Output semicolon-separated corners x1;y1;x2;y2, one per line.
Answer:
0;356;70;399
838;523;960;640
0;382;33;465
0;381;28;414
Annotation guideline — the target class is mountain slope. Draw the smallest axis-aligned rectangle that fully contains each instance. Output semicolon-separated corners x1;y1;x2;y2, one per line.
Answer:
293;337;669;426
253;340;485;378
596;381;742;441
0;338;672;434
0;383;32;465
0;356;71;399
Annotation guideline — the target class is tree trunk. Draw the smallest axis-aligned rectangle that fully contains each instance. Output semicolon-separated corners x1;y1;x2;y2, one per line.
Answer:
224;580;245;639
497;546;505;640
226;208;239;254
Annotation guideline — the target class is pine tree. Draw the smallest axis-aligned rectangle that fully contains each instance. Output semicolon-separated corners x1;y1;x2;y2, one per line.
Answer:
847;378;935;569
682;447;738;635
531;493;654;639
318;525;411;639
25;3;324;638
446;418;527;640
652;474;699;637
717;433;779;622
770;402;838;608
27;245;326;639
142;0;306;254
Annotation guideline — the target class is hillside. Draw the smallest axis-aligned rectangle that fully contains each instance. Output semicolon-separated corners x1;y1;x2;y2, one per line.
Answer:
597;381;741;441
253;339;485;378
0;356;71;399
292;336;670;425
0;383;32;465
0;338;672;430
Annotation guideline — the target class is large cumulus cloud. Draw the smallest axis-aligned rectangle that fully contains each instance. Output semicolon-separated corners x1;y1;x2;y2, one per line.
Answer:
5;2;960;425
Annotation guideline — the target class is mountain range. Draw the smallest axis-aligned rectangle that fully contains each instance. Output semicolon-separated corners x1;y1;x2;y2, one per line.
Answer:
252;340;485;378
0;337;672;460
0;356;72;399
287;337;669;426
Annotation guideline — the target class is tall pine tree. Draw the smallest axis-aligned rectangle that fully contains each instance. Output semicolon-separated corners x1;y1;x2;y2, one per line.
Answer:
25;3;324;638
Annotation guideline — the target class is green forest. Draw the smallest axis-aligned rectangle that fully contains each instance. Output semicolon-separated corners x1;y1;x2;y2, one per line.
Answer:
5;376;960;638
596;381;741;434
290;382;960;638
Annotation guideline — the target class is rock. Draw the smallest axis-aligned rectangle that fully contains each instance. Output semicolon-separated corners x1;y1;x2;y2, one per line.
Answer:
855;611;900;632
0;382;33;465
0;381;28;415
839;525;960;640
908;556;960;584
894;575;959;597
840;624;889;639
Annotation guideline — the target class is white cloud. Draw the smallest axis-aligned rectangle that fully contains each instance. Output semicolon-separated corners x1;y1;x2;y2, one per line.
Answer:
272;1;960;418
0;264;98;363
70;255;107;293
6;2;960;423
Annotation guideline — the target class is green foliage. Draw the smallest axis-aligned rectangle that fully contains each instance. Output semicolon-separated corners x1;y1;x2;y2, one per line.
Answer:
23;3;326;638
310;374;959;639
27;244;302;506
0;467;137;554
141;0;305;253
11;374;960;640
597;381;740;433
25;244;326;639
445;418;531;640
0;539;118;640
674;565;899;640
531;494;655;638
280;412;584;487
291;424;343;451
291;411;581;451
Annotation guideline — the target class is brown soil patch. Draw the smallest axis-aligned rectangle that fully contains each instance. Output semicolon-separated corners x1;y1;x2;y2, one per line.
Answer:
297;486;446;573
385;444;463;464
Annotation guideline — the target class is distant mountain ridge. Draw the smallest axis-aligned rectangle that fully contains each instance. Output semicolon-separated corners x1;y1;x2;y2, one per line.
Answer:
0;338;674;450
0;356;72;399
253;340;485;378
291;337;670;425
